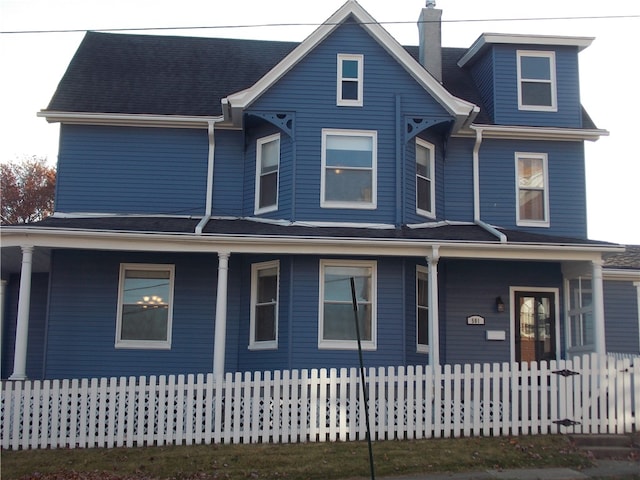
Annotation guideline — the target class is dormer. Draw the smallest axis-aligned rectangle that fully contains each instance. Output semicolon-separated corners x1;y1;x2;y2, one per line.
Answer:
457;33;593;128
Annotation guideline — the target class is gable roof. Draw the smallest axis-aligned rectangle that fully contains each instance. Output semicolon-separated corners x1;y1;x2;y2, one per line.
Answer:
40;1;600;132
42;1;479;131
223;0;478;131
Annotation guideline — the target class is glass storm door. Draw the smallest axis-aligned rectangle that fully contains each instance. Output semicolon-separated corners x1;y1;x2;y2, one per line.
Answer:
515;291;556;363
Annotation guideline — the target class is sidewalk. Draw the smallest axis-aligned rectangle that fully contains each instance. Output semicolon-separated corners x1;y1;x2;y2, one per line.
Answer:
364;460;639;480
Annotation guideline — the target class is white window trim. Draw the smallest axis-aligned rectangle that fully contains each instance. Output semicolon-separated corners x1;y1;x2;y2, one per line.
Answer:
318;259;377;350
115;263;175;350
515;152;550;227
336;53;363;107
249;260;279;350
416;138;436;218
416;265;429;354
517;50;557;112
321;128;377;210
564;276;595;355
254;133;280;215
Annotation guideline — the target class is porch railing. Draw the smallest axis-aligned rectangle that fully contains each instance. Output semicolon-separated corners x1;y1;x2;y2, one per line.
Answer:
1;353;638;450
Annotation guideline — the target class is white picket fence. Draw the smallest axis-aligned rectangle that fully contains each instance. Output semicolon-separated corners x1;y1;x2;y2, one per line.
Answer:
1;353;638;450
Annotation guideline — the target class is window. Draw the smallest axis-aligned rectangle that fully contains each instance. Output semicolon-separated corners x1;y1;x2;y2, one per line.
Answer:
116;264;174;349
255;133;280;214
321;129;376;209
250;261;279;349
516;152;549;226
517;50;557;111
337;54;363;106
567;277;594;349
417;266;429;353
319;260;376;350
416;138;435;217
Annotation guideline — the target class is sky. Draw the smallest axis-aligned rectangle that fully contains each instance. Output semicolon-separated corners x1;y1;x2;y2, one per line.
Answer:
1;0;638;244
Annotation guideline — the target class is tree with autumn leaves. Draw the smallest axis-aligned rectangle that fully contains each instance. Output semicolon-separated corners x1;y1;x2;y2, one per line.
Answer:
1;157;56;225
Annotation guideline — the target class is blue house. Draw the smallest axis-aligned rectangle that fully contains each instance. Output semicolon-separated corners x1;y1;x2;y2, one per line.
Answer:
2;0;639;381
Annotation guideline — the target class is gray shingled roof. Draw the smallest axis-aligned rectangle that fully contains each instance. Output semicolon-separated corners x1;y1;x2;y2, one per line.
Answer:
45;31;596;129
604;245;640;269
8;216;616;247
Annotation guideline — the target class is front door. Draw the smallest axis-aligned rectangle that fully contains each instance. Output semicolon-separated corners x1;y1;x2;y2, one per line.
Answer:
514;291;556;363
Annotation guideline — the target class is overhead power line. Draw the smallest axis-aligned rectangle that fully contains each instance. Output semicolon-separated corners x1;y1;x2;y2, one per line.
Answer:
1;14;638;35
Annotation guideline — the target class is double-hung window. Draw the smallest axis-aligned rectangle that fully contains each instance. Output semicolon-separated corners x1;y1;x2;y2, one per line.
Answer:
319;260;376;350
250;260;279;349
517;50;557;111
337;54;363;106
416;138;435;217
567;276;594;350
116;263;174;349
255;133;280;214
416;266;429;353
321;129;376;209
516;152;549;227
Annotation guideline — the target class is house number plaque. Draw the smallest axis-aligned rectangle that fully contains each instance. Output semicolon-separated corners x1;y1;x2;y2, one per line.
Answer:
466;315;485;325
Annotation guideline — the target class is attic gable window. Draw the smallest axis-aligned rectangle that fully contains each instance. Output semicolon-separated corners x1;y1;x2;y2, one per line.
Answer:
516;152;550;227
337;54;363;106
517;50;557;112
255;133;280;214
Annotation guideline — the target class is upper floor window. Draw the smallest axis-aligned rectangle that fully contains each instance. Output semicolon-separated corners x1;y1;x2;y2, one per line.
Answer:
517;50;557;111
416;138;435;217
321;129;376;209
416;266;429;353
250;260;279;350
319;260;376;350
255;133;280;214
116;263;174;349
337;54;363;106
516;152;549;227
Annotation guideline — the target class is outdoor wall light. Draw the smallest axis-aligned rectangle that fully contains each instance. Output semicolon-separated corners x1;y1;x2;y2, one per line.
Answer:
496;296;505;313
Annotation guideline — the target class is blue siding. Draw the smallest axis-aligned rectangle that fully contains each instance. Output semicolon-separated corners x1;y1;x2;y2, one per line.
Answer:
492;45;582;127
1;273;49;380
468;49;495;120
211;130;245;216
45;250;218;379
604;280;640;354
441;259;564;365
56;125;208;215
249;20;451;225
478;139;587;238
442;137;475;222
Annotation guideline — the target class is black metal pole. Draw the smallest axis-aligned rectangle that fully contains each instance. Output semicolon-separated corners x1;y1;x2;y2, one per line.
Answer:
350;277;375;480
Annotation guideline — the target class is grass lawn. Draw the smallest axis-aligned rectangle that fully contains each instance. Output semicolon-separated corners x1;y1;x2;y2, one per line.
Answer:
1;434;596;479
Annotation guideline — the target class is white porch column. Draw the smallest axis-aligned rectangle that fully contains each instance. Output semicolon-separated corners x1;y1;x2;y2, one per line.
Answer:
212;251;230;378
428;246;440;367
591;259;606;356
10;246;34;380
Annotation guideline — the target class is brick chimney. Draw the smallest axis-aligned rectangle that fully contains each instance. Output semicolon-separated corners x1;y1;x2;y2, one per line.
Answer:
418;1;443;83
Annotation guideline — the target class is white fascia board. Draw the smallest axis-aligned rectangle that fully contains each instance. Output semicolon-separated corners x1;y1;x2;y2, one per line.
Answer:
456;124;609;142
37;111;229;129
1;227;624;261
603;269;640;281
224;1;478;131
458;33;594;68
